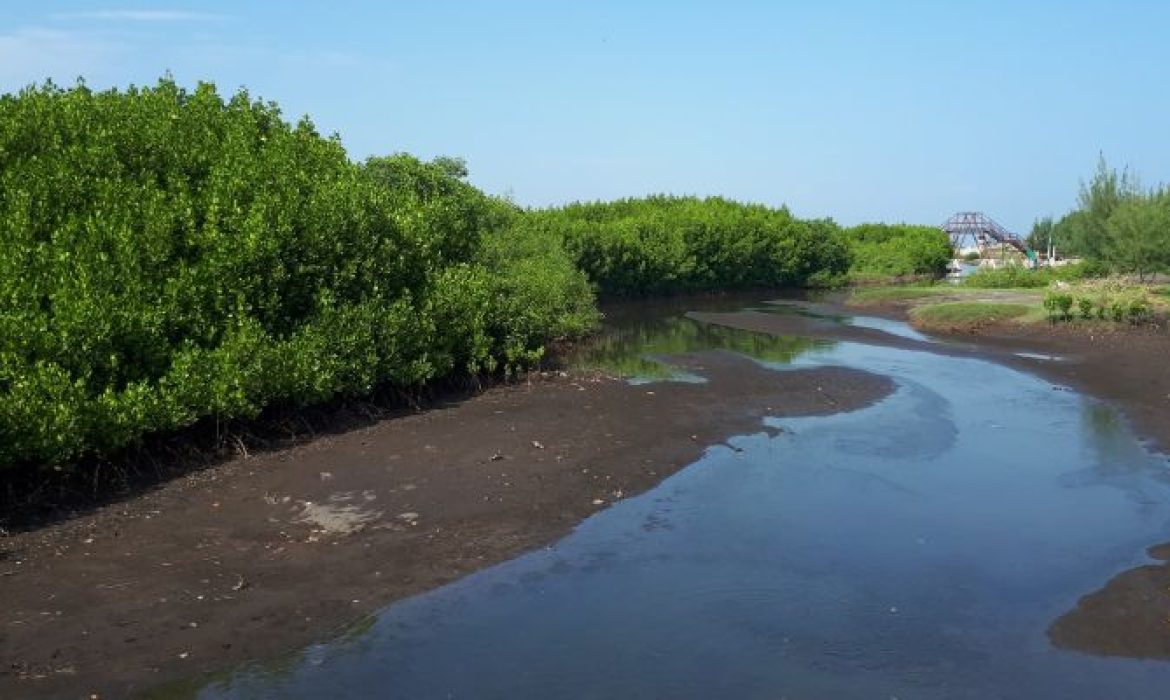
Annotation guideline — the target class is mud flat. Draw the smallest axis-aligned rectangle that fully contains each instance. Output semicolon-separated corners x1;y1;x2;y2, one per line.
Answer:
0;350;892;699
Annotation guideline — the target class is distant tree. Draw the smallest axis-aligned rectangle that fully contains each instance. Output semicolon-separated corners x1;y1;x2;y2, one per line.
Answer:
1027;216;1054;252
1066;155;1142;260
431;155;469;180
844;223;952;276
1050;210;1093;258
1103;192;1170;281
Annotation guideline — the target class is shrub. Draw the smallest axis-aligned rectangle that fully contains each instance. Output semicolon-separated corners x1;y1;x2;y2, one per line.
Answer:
844;223;953;277
1043;292;1075;321
1076;297;1095;320
1128;297;1151;323
525;196;851;297
1042;281;1158;326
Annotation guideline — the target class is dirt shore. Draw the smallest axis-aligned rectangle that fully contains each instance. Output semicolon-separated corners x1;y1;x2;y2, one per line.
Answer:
0;351;892;699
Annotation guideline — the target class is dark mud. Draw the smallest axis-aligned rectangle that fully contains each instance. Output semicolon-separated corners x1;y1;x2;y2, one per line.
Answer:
0;350;891;699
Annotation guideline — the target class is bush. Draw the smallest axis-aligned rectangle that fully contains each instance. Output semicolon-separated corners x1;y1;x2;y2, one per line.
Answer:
1045;281;1157;326
1076;297;1095;320
1128;297;1151;323
524;196;851;297
1044;292;1075;321
844;223;952;277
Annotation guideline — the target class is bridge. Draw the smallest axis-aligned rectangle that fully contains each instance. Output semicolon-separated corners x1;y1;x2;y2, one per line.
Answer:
941;212;1032;259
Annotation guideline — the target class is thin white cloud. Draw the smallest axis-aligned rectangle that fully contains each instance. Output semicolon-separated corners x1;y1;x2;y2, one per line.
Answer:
53;9;227;22
0;27;126;89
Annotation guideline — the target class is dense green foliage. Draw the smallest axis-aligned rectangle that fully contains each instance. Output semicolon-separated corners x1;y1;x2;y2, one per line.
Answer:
844;223;952;278
519;196;851;296
0;79;596;470
1025;216;1054;252
961;262;1101;289
1042;158;1170;278
0;79;862;473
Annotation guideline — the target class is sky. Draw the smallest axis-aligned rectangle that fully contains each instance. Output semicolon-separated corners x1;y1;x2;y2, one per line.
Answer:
2;1;1168;233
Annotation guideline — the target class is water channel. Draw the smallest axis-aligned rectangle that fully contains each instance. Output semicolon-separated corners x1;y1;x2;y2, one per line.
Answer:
174;298;1170;699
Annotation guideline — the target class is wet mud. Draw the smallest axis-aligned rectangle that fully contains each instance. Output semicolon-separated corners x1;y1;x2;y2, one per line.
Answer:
5;293;1170;697
0;347;891;699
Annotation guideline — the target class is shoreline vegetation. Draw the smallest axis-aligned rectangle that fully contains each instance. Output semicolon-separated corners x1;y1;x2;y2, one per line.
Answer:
0;79;950;506
3;78;1166;519
846;272;1168;333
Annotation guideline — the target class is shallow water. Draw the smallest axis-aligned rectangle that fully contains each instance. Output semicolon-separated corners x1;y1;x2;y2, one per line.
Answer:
755;300;933;342
570;309;833;382
179;299;1170;699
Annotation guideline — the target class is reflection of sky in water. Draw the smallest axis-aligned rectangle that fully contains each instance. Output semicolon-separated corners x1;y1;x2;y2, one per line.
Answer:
186;312;1170;700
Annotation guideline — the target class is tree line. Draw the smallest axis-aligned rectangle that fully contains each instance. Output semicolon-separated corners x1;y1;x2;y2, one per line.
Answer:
1029;157;1170;280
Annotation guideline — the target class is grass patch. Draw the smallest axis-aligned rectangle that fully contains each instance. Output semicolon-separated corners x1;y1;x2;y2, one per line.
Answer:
847;285;948;305
910;302;1032;330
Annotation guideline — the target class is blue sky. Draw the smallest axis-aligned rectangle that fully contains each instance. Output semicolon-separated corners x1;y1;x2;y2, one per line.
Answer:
2;1;1167;233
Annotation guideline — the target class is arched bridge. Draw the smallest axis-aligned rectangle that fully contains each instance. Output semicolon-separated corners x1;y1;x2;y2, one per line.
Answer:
941;212;1031;257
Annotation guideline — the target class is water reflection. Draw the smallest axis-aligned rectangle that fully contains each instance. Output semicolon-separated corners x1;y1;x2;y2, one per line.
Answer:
569;313;833;382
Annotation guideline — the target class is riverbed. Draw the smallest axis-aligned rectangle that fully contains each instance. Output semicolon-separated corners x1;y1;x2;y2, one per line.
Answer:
175;299;1170;699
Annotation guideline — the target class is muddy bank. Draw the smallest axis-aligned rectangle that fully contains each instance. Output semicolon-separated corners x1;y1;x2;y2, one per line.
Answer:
0;351;892;699
1049;542;1170;660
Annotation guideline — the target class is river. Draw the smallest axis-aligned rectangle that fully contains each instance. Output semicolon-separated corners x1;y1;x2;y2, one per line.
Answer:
169;297;1170;699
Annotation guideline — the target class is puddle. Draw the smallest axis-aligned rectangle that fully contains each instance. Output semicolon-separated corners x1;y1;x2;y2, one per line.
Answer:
174;299;1170;700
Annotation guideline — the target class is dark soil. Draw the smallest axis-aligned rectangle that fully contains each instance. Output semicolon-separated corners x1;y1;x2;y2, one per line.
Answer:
0;351;893;699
